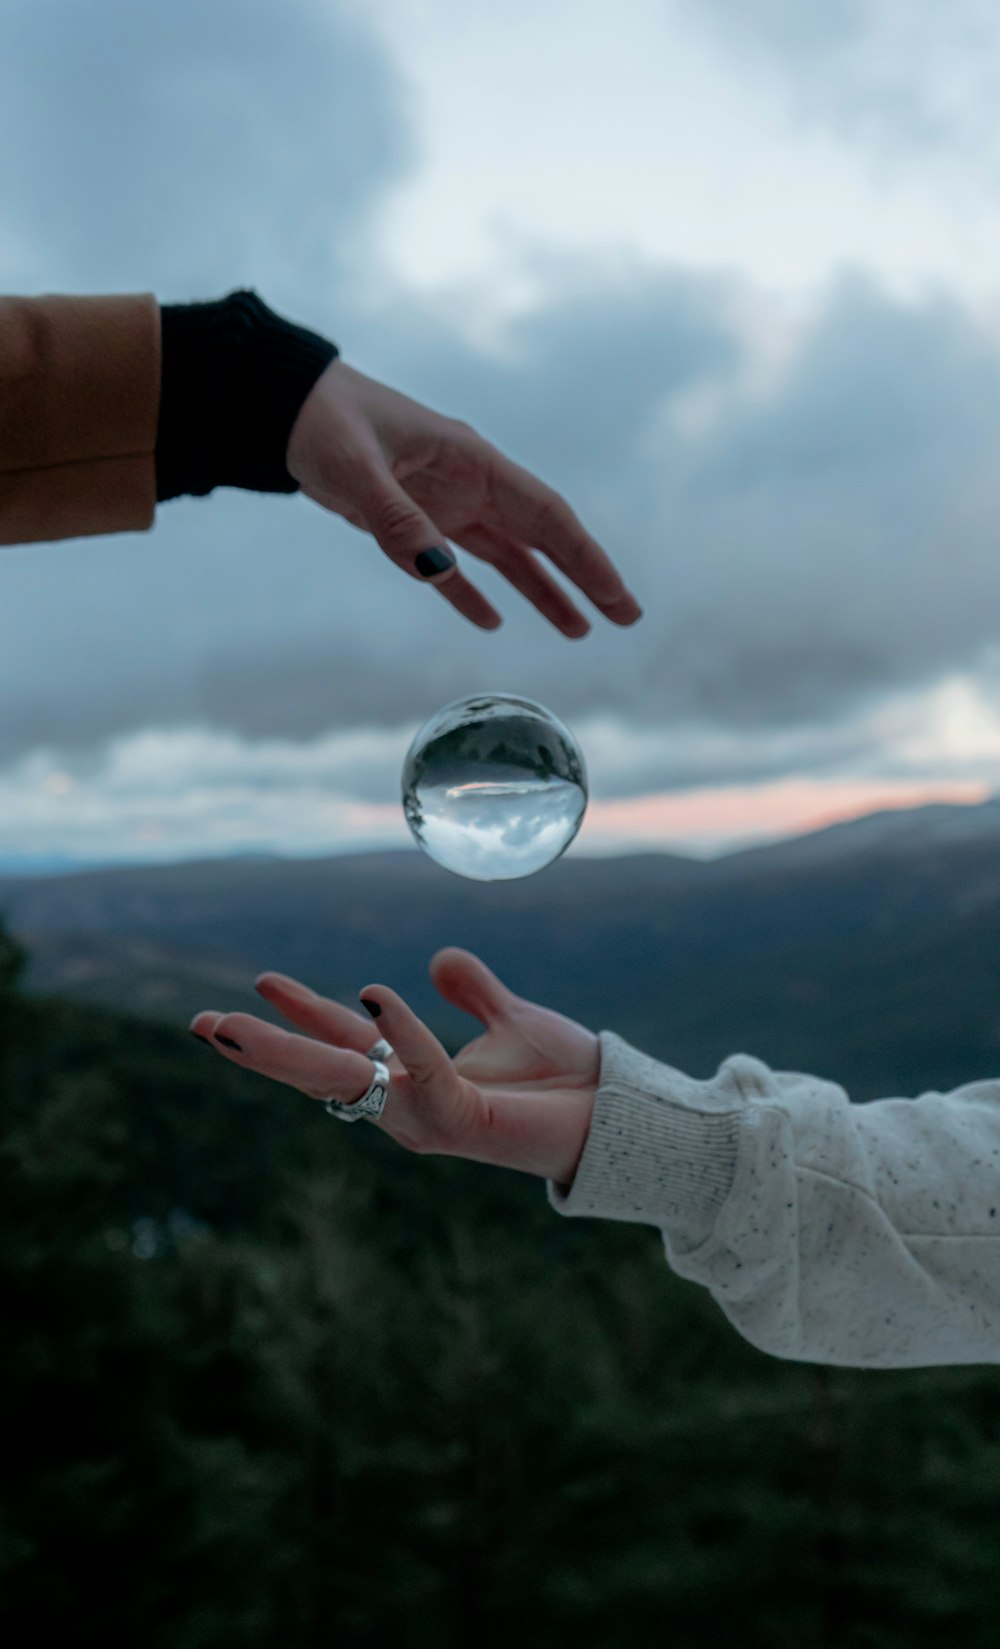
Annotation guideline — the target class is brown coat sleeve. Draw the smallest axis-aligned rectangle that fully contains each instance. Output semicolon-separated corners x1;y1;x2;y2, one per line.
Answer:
0;293;160;545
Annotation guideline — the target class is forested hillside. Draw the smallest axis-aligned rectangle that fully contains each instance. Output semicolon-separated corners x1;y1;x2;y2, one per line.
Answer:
5;798;1000;1103
5;916;1000;1647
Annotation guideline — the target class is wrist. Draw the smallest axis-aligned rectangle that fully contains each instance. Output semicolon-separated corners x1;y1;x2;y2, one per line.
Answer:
156;290;338;501
445;1081;596;1185
547;1032;743;1235
545;1086;598;1187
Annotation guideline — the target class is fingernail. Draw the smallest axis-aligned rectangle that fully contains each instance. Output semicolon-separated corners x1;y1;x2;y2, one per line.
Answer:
360;997;382;1019
214;1032;243;1051
415;547;455;579
190;1030;213;1045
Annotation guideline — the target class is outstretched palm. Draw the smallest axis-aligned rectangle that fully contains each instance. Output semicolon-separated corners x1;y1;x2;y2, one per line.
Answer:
190;948;600;1186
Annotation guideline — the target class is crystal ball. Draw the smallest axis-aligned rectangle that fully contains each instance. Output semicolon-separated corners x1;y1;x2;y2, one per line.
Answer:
402;693;588;881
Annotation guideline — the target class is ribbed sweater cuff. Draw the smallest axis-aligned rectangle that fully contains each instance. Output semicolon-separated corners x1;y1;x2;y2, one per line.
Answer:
546;1031;743;1246
156;289;338;501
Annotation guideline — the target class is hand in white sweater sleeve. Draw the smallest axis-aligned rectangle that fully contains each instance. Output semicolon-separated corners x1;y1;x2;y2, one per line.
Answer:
548;1032;1000;1369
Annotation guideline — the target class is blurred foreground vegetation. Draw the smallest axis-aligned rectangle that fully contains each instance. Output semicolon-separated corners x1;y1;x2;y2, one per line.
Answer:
4;923;1000;1646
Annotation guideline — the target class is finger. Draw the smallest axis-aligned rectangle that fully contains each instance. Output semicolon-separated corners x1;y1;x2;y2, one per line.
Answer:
190;1009;224;1045
431;566;503;631
358;985;454;1093
355;461;503;631
429;947;520;1028
254;972;380;1054
354;459;457;584
484;453;642;624
190;1008;377;1104
454;525;590;638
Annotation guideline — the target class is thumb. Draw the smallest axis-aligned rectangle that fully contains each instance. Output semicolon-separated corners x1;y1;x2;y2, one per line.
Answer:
357;464;457;586
429;948;519;1028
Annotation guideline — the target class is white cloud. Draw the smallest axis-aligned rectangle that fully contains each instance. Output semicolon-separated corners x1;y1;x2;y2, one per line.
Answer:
358;0;1000;307
6;270;1000;791
4;673;1000;865
0;726;413;865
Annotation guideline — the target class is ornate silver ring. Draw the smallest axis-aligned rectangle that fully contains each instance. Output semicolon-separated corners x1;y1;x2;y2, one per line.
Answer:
323;1059;391;1125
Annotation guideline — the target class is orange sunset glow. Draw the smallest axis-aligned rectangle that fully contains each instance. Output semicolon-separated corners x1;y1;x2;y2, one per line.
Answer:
344;776;993;858
577;777;992;852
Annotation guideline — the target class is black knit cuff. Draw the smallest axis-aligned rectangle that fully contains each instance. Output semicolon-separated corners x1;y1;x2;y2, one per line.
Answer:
155;290;338;501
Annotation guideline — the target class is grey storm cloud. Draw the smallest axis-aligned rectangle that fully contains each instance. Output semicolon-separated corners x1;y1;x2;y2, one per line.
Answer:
5;0;1000;801
646;277;1000;728
316;271;1000;743
6;267;1000;791
343;258;742;481
0;245;749;764
0;0;407;305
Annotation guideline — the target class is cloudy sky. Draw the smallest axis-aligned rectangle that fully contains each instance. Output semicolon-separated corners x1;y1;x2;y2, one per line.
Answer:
5;0;1000;866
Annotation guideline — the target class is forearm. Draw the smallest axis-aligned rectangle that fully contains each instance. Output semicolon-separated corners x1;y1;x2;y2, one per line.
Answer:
549;1033;1000;1369
0;293;160;544
0;288;337;547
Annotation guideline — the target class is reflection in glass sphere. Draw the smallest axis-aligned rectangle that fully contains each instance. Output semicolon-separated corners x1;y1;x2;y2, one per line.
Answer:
402;694;588;881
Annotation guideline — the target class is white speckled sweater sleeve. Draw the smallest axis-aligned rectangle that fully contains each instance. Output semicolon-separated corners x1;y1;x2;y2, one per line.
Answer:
547;1032;1000;1369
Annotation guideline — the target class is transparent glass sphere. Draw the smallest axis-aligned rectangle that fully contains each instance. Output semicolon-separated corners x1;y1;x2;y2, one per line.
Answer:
402;694;588;881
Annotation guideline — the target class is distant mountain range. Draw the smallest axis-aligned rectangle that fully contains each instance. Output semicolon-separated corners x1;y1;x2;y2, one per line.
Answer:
4;796;1000;1102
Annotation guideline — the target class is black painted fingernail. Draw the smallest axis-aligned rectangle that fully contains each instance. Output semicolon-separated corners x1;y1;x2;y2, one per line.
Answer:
214;1032;243;1051
190;1030;213;1045
360;997;382;1019
415;547;455;578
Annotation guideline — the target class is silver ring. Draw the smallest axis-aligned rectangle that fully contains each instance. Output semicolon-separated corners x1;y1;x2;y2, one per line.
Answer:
323;1059;391;1125
366;1037;394;1063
